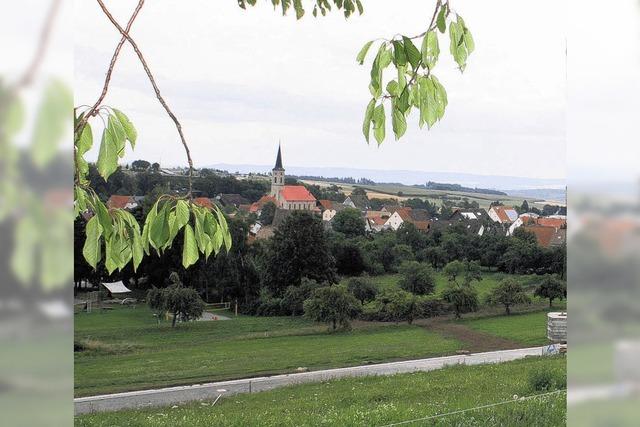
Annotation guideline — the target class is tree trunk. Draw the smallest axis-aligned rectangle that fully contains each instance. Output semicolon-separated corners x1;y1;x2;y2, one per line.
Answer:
505;305;511;315
549;298;553;308
332;319;336;330
172;311;178;328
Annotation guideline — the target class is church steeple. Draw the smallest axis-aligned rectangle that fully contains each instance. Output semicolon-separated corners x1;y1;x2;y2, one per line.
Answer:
270;143;285;200
274;143;284;170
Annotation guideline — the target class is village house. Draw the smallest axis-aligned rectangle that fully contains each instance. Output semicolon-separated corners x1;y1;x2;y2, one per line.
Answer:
508;213;567;236
488;205;519;224
343;194;371;211
523;224;567;248
319;199;347;222
383;207;432;232
106;195;143;210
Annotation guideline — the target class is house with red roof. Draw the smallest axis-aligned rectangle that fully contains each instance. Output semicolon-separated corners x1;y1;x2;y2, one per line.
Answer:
106;195;140;210
488;205;519;224
268;144;317;211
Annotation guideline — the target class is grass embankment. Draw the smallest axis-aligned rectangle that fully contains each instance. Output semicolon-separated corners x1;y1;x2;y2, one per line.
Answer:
74;307;462;397
75;355;566;427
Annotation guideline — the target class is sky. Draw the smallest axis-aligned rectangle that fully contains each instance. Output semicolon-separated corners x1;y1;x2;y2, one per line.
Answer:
75;0;567;180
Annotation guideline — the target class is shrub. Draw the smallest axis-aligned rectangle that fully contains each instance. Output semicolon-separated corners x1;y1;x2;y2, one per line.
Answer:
281;278;322;316
362;289;420;324
303;285;361;331
416;297;449;318
528;367;566;392
255;289;284;316
346;277;378;304
398;261;436;295
334;242;366;276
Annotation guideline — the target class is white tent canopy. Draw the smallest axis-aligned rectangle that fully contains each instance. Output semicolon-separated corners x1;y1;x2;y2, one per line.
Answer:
102;281;132;294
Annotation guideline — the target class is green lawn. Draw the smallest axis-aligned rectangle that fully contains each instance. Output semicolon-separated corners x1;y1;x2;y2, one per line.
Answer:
75;355;566;427
460;310;553;347
75;306;462;397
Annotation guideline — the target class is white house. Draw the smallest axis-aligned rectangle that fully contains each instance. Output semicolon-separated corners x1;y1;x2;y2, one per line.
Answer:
488;205;519;224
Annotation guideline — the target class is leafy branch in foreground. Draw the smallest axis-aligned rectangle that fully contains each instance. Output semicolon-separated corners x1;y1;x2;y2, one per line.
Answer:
358;0;474;144
74;0;230;272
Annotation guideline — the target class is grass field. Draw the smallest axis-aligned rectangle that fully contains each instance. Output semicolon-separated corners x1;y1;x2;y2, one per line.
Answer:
75;355;566;427
460;311;553;347
342;271;546;301
74;307;463;397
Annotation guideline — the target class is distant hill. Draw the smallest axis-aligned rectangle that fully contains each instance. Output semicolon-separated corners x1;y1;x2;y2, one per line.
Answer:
505;188;566;203
207;164;565;191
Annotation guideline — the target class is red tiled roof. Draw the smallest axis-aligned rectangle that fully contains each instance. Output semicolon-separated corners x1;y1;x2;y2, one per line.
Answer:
280;186;316;202
107;195;135;209
369;216;388;226
537;217;566;229
523;225;558;247
318;199;334;211
250;195;277;212
193;197;213;209
395;207;413;221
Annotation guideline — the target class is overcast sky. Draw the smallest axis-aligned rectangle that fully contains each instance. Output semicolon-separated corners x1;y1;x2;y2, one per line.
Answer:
75;0;567;180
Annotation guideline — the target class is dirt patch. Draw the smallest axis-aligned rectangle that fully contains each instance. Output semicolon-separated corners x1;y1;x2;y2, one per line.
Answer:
417;319;523;353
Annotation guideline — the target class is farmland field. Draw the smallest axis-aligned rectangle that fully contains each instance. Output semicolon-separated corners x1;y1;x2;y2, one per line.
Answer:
75;355;566;427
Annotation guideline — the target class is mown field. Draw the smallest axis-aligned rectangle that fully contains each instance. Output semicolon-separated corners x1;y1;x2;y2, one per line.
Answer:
75;355;566;427
75;270;563;397
74;307;463;397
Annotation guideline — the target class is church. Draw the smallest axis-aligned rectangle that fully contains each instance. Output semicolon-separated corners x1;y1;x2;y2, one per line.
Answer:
269;144;317;211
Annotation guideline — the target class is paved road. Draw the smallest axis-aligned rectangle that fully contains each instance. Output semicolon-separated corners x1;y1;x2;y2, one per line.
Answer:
75;346;544;415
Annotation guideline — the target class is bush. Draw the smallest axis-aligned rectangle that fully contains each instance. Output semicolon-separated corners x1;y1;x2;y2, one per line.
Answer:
255;289;284;316
361;289;420;324
398;261;436;295
346;277;378;304
528;367;566;392
334;242;366;276
416;297;449;318
281;278;322;316
303;285;361;331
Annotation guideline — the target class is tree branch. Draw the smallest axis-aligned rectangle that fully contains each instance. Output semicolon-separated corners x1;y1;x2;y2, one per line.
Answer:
96;0;194;197
74;0;145;140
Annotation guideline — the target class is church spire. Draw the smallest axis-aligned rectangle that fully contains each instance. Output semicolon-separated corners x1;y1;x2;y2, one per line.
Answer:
274;142;283;170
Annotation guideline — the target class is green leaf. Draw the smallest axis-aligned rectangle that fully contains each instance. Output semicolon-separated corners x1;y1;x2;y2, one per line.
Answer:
362;98;376;143
392;40;407;67
355;0;363;14
372;104;386;145
402;37;421;70
436;4;447;33
113;108;137;149
93;198;113;239
386;80;399;96
213;208;232;251
293;0;304;19
75;123;93;184
83;216;102;269
193;208;211;253
149;203;170;251
96;128;118;181
132;229;143;272
356;40;374;65
175;200;190;230
31;79;73;169
107;114;127;158
463;28;475;55
391;105;407;140
182;224;199;269
421;31;440;69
